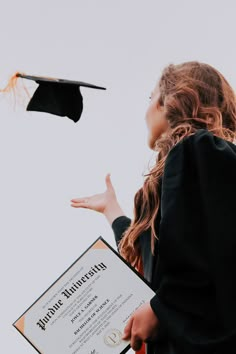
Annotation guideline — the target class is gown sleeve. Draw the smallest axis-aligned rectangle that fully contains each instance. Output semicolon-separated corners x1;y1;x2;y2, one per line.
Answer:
111;215;131;247
150;129;236;352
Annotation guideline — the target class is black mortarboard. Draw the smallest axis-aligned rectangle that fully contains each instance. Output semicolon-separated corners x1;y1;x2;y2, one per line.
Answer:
16;73;106;122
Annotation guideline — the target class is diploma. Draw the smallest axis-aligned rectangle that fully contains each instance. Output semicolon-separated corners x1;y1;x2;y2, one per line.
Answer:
13;237;155;354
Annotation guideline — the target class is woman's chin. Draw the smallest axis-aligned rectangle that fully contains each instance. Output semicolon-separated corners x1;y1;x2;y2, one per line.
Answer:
148;134;161;150
148;139;156;150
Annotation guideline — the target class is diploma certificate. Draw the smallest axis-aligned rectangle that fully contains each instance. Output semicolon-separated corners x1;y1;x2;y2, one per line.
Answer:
13;237;155;354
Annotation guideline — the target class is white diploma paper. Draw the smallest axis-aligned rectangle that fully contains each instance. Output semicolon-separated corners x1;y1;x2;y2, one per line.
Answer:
14;237;155;354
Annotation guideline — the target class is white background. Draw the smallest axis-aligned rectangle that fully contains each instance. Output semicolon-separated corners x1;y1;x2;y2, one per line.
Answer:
1;1;236;353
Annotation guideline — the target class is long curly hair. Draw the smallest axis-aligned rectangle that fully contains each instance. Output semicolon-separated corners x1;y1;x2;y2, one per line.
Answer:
119;61;236;266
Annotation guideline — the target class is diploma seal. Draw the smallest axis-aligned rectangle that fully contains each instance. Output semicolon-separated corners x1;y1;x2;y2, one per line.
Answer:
103;328;122;347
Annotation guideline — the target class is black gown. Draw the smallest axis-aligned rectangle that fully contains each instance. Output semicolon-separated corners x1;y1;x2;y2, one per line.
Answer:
112;129;236;354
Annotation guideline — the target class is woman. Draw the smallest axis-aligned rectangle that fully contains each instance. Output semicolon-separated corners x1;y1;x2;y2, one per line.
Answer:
71;62;236;354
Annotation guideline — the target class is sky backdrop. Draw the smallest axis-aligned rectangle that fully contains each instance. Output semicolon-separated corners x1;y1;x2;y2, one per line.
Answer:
1;1;236;353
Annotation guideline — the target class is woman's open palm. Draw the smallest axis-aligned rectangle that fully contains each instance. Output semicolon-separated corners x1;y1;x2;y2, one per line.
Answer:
70;174;117;214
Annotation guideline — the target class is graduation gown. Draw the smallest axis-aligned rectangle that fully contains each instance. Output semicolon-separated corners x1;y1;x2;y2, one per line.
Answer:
112;129;236;354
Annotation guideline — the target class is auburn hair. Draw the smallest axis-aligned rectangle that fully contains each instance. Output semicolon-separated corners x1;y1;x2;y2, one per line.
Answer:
119;61;236;266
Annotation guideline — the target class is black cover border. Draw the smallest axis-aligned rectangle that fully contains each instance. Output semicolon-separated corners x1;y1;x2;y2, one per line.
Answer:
13;236;154;353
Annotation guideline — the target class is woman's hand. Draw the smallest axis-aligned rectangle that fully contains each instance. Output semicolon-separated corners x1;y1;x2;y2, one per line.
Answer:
122;302;159;351
71;174;125;224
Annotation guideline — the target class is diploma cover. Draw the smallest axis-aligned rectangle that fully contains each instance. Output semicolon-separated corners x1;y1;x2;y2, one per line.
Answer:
13;237;155;354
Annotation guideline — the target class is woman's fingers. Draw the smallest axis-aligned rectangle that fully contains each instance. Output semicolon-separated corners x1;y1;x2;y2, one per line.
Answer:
122;303;159;351
131;337;143;351
70;203;88;208
123;318;143;351
71;198;88;203
70;198;89;208
122;317;133;340
105;173;114;191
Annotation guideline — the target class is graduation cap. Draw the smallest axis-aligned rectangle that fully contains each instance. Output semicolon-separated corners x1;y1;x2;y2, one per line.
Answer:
15;73;106;122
